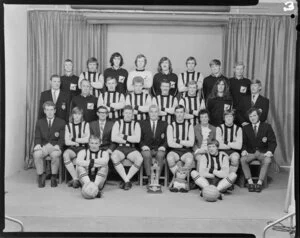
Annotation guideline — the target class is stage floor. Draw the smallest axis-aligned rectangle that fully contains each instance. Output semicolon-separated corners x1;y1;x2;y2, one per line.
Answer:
4;169;291;237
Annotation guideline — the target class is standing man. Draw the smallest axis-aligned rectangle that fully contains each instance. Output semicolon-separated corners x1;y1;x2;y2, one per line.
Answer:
33;101;65;188
236;79;269;126
240;107;277;192
111;105;143;190
140;104;168;185
38;74;70;122
71;79;98;123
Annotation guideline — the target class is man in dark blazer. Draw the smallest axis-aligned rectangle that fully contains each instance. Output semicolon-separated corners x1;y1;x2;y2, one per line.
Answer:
33;101;66;188
90;105;117;155
140;104;168;184
38;74;70;122
236;79;269;126
240;107;277;193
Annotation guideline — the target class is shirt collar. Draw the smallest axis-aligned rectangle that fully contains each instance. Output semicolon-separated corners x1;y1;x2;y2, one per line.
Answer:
252;121;260;128
51;89;60;94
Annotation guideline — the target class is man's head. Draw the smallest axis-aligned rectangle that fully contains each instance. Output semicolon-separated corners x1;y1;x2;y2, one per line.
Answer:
209;59;221;75
160;79;170;95
132;76;144;94
50;74;61;90
174;105;185;122
247;107;261;124
81;79;91;96
186;56;197;72
123;105;133;122
87;57;98;72
64;59;73;73
148;104;159;121
71;107;83;123
158;57;172;73
110;52;124;68
199;109;210;125
135;54;147;70
97;106;108;121
187;80;197;96
89;135;101;152
234;62;245;78
106;77;117;92
207;139;219;155
224;109;235;126
250;79;262;94
43;101;56;119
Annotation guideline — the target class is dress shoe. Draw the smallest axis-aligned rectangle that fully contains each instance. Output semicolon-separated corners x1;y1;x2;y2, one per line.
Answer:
51;175;58;187
96;190;102;198
67;180;73;187
248;183;255;192
255;184;262;193
119;181;125;189
38;174;46;188
179;188;188;193
73;179;81;189
124;181;132;190
228;184;235;191
170;187;179;192
218;193;224;200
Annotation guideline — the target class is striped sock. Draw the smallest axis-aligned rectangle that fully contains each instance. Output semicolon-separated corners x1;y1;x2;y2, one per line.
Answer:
114;162;129;182
64;160;78;180
127;163;140;181
79;172;90;184
169;164;179;175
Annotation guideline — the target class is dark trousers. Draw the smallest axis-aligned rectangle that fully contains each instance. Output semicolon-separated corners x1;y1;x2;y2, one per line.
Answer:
141;149;165;177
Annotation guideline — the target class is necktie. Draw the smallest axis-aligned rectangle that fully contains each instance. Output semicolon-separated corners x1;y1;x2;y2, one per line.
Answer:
152;121;156;137
253;124;257;137
100;122;104;143
48;119;51;134
251;95;255;106
52;90;57;104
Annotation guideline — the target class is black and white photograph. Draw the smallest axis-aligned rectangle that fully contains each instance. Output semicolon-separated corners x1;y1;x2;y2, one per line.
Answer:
2;1;298;237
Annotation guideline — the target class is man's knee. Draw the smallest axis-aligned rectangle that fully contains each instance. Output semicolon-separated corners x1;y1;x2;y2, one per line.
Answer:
111;151;121;163
230;153;240;166
141;150;152;160
263;156;272;164
77;166;87;174
191;170;199;179
166;152;176;165
33;150;44;160
50;151;61;159
131;152;143;166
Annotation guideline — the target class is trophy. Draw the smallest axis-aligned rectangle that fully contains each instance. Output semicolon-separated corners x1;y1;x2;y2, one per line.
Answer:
147;161;162;193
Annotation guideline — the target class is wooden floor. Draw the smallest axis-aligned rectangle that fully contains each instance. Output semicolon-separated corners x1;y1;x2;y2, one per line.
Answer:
4;168;292;238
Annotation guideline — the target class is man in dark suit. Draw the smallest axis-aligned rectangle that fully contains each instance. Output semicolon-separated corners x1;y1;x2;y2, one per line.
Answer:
90;105;117;155
240;107;277;193
38;74;70;122
236;79;269;126
33;101;66;188
140;104;168;184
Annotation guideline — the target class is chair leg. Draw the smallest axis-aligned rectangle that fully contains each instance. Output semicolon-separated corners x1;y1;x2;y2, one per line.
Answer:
139;165;143;186
164;163;168;187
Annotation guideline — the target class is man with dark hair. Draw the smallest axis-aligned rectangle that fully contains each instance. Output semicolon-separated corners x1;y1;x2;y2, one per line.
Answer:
240;107;277;192
33;101;66;188
60;59;80;100
38;74;70;122
236;79;269;126
104;52;128;94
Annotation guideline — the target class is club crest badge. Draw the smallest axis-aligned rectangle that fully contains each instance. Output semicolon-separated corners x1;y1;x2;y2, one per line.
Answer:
55;132;59;137
170;81;176;88
161;133;165;139
258;108;263;113
224;104;230;111
240;86;247;93
262;137;267;143
119;76;125;83
87;103;94;110
61;102;66;110
70;83;77;91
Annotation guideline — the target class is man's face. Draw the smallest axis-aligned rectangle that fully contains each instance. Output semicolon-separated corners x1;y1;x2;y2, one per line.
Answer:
160;82;170;95
64;62;73;73
217;81;225;93
186;60;196;71
136;57;145;70
161;60;169;71
113;56;121;67
175;108;185;121
97;108;108;121
235;65;244;77
106;79;117;91
88;62;97;72
208;144;218;155
89;138;100;152
249;111;259;124
211;64;221;75
200;113;209;125
134;82;143;94
251;83;261;94
73;112;82;122
123;109;133;122
51;77;61;90
224;114;234;125
44;105;56;119
149;107;159;121
81;81;91;95
188;84;197;96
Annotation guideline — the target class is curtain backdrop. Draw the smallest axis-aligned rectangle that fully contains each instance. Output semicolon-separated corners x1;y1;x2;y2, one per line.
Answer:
25;11;107;168
223;15;296;165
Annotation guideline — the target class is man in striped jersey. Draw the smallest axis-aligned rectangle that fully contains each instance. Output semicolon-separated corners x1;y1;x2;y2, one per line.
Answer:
178;57;204;95
125;76;152;121
216;110;242;174
166;105;195;176
191;139;237;197
179;80;205;125
78;57;104;98
152;79;178;124
63;107;90;188
76;135;109;198
97;76;125;121
111;105;143;190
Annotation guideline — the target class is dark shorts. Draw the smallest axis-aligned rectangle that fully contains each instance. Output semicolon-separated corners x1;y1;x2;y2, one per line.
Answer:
169;148;193;158
67;146;86;154
207;177;221;186
220;149;240;156
115;146;137;157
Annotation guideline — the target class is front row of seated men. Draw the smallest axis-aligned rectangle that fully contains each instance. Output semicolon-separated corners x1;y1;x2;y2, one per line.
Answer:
33;101;277;196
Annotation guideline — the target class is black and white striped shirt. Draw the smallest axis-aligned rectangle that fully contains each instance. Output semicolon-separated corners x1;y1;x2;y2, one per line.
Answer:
171;120;191;148
79;71;104;97
179;93;203;125
65;121;90;147
178;71;204;93
153;95;178;124
125;92;151;121
116;119;139;147
98;91;125;120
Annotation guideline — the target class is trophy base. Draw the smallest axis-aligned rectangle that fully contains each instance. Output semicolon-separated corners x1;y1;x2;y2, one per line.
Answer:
147;184;162;193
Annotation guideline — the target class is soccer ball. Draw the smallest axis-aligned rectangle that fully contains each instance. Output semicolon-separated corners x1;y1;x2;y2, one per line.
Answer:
81;182;99;199
202;185;220;202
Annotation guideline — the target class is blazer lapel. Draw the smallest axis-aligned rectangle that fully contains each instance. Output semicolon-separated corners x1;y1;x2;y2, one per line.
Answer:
256;122;264;139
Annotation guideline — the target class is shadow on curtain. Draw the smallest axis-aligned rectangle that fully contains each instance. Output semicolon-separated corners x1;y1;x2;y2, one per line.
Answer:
25;11;107;168
223;15;297;165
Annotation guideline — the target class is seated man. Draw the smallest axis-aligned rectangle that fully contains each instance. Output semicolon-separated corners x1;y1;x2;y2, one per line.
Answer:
241;107;277;192
140;104;168;185
63;107;90;188
76;135;109;198
125;76;152;121
111;105;143;190
33;101;66;188
166;105;195;176
97;76;125;121
191;139;237;196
